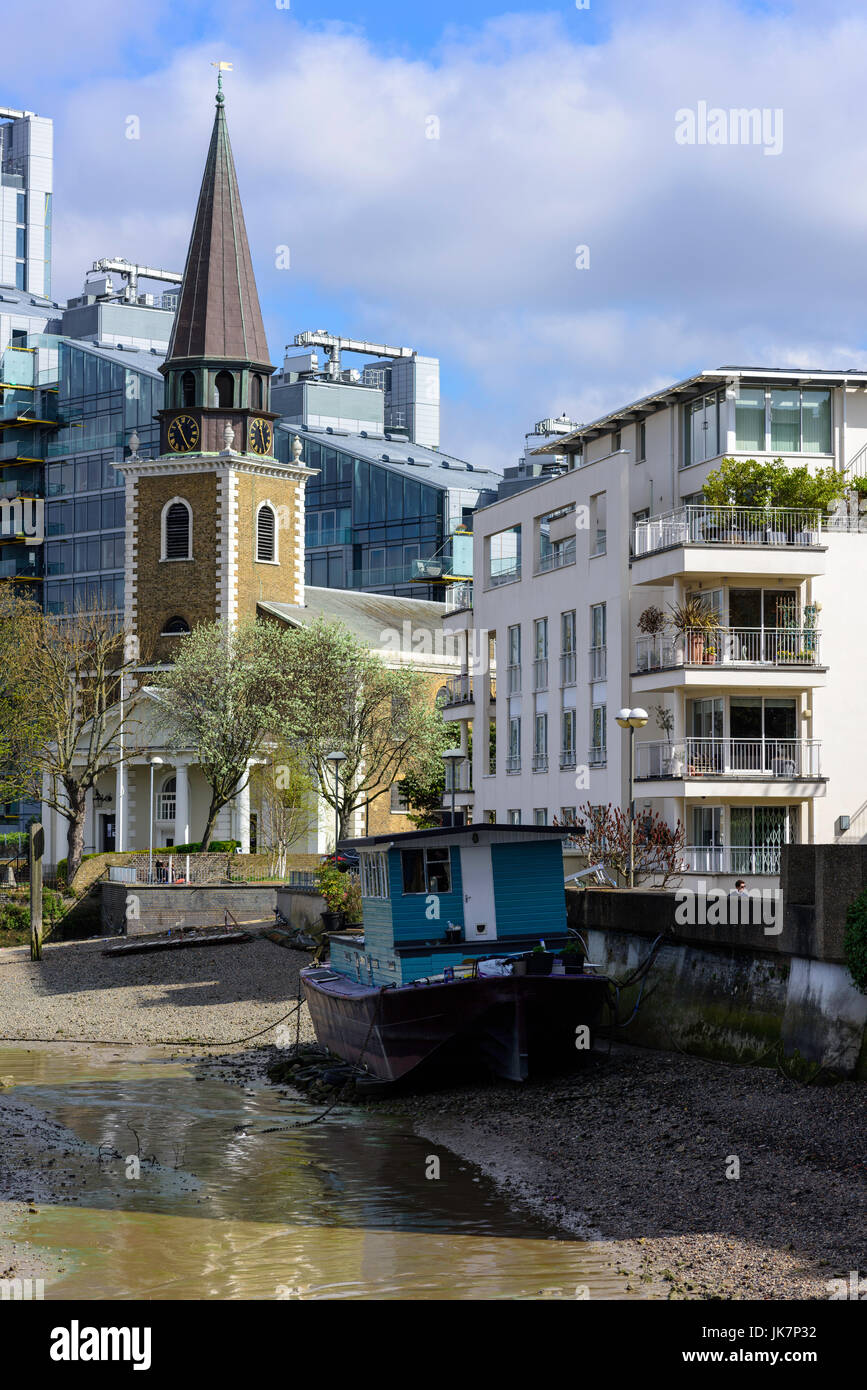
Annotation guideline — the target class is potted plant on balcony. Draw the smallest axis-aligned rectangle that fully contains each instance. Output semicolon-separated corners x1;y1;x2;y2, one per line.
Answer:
668;598;720;665
654;704;683;777
637;605;666;670
526;943;554;976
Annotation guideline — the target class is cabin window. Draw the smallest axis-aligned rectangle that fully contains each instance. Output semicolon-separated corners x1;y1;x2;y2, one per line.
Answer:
361;851;389;899
401;846;452;895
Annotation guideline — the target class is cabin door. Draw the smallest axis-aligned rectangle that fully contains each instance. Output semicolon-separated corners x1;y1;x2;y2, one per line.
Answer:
460;844;497;941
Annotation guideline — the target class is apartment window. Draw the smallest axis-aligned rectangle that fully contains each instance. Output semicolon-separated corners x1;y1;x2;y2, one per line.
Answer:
560;610;576;685
590;703;607;765
533;808;547;826
538;505;576;572
590;492;606;555
361;851;389;899
401;846;452;894
533;712;548;771
635;420;646;461
533;618;548;689
734;386;832;455
485;810;497;824
507;809;521;825
507;624;521;694
560;806;578;825
590;603;607;681
488;524;521;586
561;709;576;768
612;429;622;452
488;717;496;776
507;716;522;772
390;783;409;813
684;389;724;467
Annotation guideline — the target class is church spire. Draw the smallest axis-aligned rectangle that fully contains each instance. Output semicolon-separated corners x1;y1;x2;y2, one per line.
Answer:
165;80;271;368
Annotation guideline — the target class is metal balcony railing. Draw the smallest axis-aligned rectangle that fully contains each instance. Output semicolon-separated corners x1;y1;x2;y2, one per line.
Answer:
633;505;823;558
507;663;521;695
506;754;521;773
532;752;548;772
588;745;607;767
682;844;785;875
489;564;521;587
560;749;577;769
635;738;822;780
560;651;576;686
442;674;473;707
538;540;576;573
533;657;548;690
634;627;823;672
588;646;607;681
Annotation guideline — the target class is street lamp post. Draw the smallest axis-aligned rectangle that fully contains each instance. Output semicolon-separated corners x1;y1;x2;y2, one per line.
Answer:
148;756;164;883
441;748;464;827
615;708;648;888
325;751;348;857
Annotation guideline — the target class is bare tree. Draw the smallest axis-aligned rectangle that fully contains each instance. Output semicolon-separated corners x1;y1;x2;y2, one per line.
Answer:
252;745;316;877
573;802;686;888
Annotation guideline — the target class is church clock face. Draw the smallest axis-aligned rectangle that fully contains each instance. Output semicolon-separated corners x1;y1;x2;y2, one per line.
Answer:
249;417;273;456
167;414;200;452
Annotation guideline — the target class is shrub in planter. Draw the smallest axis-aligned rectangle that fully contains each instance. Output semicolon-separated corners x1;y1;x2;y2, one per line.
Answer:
844;887;867;994
526;945;553;976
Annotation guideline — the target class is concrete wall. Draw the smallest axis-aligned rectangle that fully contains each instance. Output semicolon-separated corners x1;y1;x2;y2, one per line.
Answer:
102;882;326;936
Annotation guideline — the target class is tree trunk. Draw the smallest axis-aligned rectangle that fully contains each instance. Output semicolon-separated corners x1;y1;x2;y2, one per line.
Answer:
200;796;220;852
66;789;87;884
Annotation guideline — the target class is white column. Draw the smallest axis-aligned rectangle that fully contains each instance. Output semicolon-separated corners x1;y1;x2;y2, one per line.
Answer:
115;762;128;852
174;762;190;845
236;769;251;853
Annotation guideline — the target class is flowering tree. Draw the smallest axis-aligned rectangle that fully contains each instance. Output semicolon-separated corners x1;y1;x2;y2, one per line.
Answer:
573;802;686;888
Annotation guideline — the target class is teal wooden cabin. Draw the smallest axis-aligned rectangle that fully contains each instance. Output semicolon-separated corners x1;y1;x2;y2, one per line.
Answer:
330;824;570;987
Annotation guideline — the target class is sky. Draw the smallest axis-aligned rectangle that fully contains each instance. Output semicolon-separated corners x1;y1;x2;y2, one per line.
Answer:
6;0;867;470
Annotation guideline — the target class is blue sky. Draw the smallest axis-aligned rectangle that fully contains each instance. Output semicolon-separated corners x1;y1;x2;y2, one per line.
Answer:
7;0;867;468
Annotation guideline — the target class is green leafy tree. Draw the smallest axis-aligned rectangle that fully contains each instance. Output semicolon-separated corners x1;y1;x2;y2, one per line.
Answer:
252;745;316;877
844;888;867;995
398;714;462;828
151;619;297;851
275;618;450;842
702;457;846;512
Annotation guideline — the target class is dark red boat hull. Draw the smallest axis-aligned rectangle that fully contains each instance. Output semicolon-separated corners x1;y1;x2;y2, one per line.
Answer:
301;966;608;1084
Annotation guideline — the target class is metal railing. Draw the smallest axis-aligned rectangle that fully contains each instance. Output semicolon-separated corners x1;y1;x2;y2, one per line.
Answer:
488;564;521;587
444;759;473;793
506;754;521;773
532;752;549;772
634;627;823;672
560;651;576;686
506;663;521;694
635;737;822;780
681;844;784;875
633;505;823;558
588;745;607;767
538;541;575;573
445;581;473;611
442;674;473;706
560;749;577;769
588;646;607;681
533;657;548;690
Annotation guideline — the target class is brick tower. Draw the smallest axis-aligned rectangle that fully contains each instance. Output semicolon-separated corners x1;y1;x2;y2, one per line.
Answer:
120;76;312;661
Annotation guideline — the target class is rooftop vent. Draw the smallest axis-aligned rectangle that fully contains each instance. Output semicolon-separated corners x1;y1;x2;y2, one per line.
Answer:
381;454;390;462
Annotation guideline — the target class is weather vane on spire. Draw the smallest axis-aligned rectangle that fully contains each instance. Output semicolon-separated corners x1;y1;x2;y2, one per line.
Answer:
211;60;233;103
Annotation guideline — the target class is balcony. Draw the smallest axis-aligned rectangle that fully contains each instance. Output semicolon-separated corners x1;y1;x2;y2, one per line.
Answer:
533;657;548;690
0;558;40;579
635;738;822;782
634;506;823;558
538;540;575;573
444;581;473;612
588;645;607;682
560;749;577;769
442;674;473;708
634;627;823;673
560;651;576;686
506;754;521;774
532;752;548;772
444;760;473;794
682;844;785;876
488;564;521;588
506;664;521;695
588;745;607;768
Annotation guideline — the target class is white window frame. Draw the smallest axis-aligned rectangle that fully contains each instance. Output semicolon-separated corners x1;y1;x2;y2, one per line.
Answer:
361;850;389;899
160;496;192;562
255;499;279;564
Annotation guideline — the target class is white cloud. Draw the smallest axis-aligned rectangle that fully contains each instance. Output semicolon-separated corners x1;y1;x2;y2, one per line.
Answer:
25;1;867;459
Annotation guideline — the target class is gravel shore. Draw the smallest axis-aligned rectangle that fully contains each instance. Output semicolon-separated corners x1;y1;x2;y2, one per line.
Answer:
1;937;863;1301
375;1046;866;1300
0;935;316;1048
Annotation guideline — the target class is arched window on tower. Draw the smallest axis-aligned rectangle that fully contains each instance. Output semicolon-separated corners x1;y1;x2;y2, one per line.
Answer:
250;373;263;409
256;502;277;563
161;615;191;636
215;371;234;408
162;498;192;561
181;371;196;407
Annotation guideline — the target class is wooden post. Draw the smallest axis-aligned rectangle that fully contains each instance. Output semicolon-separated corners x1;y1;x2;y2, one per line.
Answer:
29;823;44;962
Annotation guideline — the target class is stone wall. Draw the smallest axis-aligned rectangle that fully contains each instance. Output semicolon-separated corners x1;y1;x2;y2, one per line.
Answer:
102;882;326;937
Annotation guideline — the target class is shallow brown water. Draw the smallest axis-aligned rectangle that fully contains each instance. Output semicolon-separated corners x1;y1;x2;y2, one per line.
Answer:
1;1045;636;1300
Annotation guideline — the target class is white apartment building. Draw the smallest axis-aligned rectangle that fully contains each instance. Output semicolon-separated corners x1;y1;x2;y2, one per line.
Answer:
443;367;867;884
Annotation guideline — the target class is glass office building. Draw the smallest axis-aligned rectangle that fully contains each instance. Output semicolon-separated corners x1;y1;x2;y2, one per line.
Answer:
276;425;497;600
